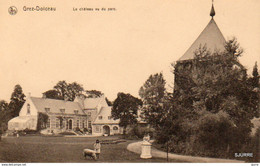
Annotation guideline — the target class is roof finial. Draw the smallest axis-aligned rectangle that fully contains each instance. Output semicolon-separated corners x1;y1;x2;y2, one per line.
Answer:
210;0;215;18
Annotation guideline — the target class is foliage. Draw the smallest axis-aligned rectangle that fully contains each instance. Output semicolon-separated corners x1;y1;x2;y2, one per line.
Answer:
85;90;103;98
0;85;25;132
43;90;62;100
59;131;76;135
75;127;80;131
0;100;8;112
127;125;154;139
192;111;234;157
112;92;142;134
0;100;9;133
251;62;259;88
139;73;167;128
23;128;38;134
241;127;260;162
44;81;85;101
83;128;88;132
37;113;49;131
163;38;259;158
8;84;26;117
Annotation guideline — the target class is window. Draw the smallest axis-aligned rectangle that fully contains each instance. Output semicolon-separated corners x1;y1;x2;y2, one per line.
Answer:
74;110;79;114
88;121;91;129
60;109;65;113
56;118;60;128
45;108;50;112
47;118;50;128
113;126;118;130
108;116;112;120
77;119;79;128
98;116;102;120
95;126;101;133
82;120;85;128
27;104;30;114
66;119;68;129
87;112;91;116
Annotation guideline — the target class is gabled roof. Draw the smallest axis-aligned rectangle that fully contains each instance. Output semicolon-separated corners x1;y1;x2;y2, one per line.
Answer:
83;96;108;109
74;95;108;110
93;107;119;124
178;18;226;61
30;97;83;115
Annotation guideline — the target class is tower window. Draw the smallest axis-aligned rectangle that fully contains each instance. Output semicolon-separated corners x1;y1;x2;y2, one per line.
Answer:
27;104;30;114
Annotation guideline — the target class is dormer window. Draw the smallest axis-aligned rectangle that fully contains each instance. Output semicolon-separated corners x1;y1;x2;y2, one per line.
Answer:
98;116;102;120
45;108;50;113
108;116;112;120
74;110;79;114
27;104;30;114
60;109;65;113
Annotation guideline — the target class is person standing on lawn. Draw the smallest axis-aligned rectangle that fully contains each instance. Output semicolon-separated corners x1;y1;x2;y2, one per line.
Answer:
94;139;101;159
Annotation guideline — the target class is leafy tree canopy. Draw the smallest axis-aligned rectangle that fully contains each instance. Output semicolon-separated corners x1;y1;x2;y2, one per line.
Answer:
44;81;85;101
85;90;103;98
8;84;26;117
112;92;142;134
139;73;167;128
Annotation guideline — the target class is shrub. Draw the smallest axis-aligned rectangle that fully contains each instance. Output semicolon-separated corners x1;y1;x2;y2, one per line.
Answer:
192;111;234;158
126;125;153;139
88;128;92;134
37;113;49;131
23;128;38;134
241;127;260;162
74;127;80;131
59;131;76;135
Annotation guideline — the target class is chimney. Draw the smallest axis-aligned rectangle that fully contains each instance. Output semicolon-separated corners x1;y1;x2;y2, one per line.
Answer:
42;93;46;99
27;92;31;99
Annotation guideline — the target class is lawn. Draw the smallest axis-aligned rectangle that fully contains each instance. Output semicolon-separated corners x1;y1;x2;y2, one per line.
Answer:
0;135;177;163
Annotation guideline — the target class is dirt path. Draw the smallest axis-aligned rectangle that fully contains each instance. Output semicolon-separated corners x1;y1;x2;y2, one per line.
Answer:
127;141;244;163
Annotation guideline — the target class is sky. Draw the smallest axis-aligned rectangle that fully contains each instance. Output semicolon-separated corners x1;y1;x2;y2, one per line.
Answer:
0;0;259;102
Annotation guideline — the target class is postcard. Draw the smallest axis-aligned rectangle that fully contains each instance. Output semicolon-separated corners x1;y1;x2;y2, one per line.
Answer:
0;0;259;165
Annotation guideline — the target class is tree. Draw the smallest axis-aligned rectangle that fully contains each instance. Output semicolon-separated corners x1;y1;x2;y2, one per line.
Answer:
170;38;257;157
0;100;10;133
8;84;26;117
50;81;84;101
112;92;142;135
0;100;8;112
251;62;259;88
139;73;167;128
42;90;62;100
67;82;84;101
54;80;69;100
85;90;103;98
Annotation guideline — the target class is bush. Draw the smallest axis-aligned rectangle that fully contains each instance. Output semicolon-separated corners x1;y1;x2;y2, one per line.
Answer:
59;131;76;135
241;127;260;162
37;113;49;131
126;125;154;139
88;128;92;134
74;127;80;131
23;128;38;134
192;111;234;158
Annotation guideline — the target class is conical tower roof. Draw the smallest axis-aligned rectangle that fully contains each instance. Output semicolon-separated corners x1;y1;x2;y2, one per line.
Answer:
178;17;226;61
